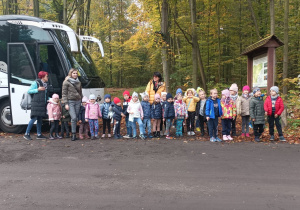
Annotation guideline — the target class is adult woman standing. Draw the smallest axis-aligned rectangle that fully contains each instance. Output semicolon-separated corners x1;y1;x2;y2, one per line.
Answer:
23;71;49;140
62;68;82;141
145;72;166;105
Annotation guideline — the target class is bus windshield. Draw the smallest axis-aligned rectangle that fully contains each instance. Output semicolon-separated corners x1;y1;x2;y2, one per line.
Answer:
51;29;105;88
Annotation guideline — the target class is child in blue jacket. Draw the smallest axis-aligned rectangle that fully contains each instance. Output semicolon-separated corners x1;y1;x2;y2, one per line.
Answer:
100;94;112;138
151;94;162;137
206;88;223;142
140;92;153;138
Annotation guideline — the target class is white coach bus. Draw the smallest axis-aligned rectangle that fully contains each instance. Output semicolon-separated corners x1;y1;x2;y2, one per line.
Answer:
0;15;105;133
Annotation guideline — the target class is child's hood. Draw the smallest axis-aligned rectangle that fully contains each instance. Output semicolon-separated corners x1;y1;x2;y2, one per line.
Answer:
48;98;59;105
185;88;196;96
129;99;140;104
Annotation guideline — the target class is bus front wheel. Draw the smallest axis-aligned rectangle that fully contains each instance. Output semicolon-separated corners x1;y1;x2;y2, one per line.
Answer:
0;100;25;134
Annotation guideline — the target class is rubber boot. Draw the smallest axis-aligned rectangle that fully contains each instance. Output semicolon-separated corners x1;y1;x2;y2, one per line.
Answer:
153;132;157;138
71;133;77;141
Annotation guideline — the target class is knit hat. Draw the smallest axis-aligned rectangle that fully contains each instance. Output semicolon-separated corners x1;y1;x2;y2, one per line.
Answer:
52;93;59;99
270;86;279;94
242;85;250;92
113;97;121;104
221;89;230;98
104;94;111;100
161;92;167;96
186;88;195;96
82;96;88;103
132;92;138;98
196;87;204;94
140;92;149;100
123;90;130;97
176;88;183;96
253;86;260;94
229;83;238;92
166;93;173;100
89;94;96;100
155;93;160;100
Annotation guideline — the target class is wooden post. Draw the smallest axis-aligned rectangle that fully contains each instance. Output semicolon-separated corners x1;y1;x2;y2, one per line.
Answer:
267;47;275;95
247;56;253;90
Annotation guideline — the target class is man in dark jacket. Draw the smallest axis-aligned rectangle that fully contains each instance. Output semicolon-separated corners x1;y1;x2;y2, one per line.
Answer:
163;93;175;139
112;97;125;139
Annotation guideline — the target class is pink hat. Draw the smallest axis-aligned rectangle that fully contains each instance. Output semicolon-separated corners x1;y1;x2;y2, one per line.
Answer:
52;94;59;99
229;83;238;92
242;85;250;92
221;89;230;98
82;96;88;103
155;93;160;100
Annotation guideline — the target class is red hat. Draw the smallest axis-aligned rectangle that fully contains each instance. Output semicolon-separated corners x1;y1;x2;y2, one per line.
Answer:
114;97;121;104
123;90;130;97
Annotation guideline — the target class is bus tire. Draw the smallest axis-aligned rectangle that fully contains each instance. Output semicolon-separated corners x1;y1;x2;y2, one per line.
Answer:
0;99;25;134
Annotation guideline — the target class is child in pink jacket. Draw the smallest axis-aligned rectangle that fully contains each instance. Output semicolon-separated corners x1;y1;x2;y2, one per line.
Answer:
85;94;102;139
47;93;62;140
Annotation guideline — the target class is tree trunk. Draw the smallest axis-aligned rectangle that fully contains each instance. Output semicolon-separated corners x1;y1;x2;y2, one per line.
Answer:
76;0;84;34
270;0;275;35
161;0;170;92
247;0;261;39
189;0;198;89
63;0;67;24
33;0;39;17
216;2;221;82
107;0;113;86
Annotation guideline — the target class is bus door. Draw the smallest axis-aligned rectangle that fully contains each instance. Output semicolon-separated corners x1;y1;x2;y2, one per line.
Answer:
7;43;37;125
37;43;66;97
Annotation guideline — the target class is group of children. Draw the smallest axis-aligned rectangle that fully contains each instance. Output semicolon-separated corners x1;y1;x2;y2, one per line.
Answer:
44;83;286;142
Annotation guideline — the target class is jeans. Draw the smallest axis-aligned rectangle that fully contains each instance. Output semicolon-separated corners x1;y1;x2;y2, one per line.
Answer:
89;119;99;137
221;119;232;135
268;115;283;136
25;116;43;135
114;120;121;136
176;119;184;136
253;124;264;137
242;116;250;134
187;111;196;132
165;119;172;136
50;120;59;135
103;118;111;134
143;118;151;135
68;100;81;133
231;117;237;135
130;118;144;137
208;117;219;138
125;115;132;136
199;115;208;134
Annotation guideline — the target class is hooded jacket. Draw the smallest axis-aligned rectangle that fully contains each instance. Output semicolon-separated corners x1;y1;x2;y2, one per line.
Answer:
127;99;144;121
205;97;222;119
141;100;151;119
61;104;71;122
85;102;102;120
183;88;200;112
113;104;123;121
164;101;175;119
238;95;251;116
78;105;86;122
174;100;188;118
151;102;162;119
250;96;265;124
100;102;111;119
47;98;62;120
220;98;236;119
145;80;166;105
122;96;131;116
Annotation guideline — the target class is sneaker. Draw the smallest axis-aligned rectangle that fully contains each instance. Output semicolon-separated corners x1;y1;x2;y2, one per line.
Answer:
190;131;195;136
95;135;99;139
91;136;95;140
187;131;191;136
254;136;261;142
210;137;216;142
101;134;106;138
270;135;275;141
147;134;153;138
227;135;233;140
279;136;286;141
166;135;172;139
49;135;55;140
223;135;228;141
241;133;245;137
246;133;250;137
139;134;146;140
55;134;63;139
37;134;47;140
196;127;201;132
118;135;123;139
232;133;239;137
23;134;32;140
114;135;119;139
107;134;111;138
215;137;222;142
79;135;84;140
123;134;131;139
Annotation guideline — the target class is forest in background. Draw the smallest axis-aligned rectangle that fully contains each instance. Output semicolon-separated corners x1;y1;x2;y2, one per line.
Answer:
0;0;299;92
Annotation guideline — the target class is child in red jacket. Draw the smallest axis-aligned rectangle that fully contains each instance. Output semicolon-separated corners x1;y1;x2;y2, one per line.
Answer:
264;86;286;141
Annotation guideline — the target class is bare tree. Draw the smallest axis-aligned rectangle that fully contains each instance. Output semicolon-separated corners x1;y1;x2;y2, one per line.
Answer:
161;0;170;92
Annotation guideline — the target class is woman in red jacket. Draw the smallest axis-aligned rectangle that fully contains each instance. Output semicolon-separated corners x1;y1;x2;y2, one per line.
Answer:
264;86;286;141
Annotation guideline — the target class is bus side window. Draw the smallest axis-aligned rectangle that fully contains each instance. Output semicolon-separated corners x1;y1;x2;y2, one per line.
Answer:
8;44;36;86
